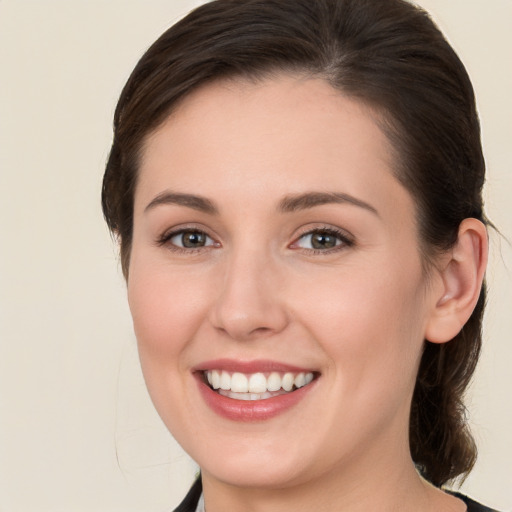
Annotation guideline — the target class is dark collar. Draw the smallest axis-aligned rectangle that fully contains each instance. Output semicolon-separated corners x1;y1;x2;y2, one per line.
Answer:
173;480;502;512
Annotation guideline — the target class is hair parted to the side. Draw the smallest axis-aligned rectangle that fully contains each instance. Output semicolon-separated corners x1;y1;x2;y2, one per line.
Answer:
102;0;488;487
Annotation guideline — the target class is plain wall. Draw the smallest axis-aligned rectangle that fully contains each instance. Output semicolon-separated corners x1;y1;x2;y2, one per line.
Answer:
0;1;510;511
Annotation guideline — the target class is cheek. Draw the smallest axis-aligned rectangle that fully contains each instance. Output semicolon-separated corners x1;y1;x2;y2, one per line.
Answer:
291;258;427;387
127;257;212;366
126;258;215;432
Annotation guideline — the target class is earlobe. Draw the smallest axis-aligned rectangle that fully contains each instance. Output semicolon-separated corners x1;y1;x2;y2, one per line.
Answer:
425;218;488;344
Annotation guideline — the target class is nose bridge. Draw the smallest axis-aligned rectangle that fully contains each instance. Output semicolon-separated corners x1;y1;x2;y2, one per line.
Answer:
210;242;288;340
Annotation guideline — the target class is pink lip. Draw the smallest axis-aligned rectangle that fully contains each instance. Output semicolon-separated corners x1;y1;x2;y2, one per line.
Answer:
193;358;314;374
193;360;318;422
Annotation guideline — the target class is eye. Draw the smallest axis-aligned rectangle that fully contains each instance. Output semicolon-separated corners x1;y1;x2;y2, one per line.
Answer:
171;230;213;248
158;228;218;251
292;228;353;252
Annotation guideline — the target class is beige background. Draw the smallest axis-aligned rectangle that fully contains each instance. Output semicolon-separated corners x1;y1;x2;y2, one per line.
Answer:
0;1;510;511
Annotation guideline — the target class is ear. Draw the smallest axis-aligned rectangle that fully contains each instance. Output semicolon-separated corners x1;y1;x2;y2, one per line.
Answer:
425;218;488;344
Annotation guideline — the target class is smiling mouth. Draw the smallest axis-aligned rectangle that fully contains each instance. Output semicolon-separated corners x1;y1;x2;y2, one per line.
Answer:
203;370;315;401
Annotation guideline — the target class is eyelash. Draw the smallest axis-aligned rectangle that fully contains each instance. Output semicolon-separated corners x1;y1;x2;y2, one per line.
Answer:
156;226;354;255
156;226;219;254
291;227;355;254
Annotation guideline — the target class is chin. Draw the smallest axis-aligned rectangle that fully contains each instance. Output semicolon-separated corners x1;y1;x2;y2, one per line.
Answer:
201;456;307;490
180;432;310;489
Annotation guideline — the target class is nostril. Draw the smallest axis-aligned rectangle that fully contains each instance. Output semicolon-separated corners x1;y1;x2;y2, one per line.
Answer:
213;322;283;342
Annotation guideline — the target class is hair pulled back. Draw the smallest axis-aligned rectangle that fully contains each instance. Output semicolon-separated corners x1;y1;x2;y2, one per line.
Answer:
102;0;488;486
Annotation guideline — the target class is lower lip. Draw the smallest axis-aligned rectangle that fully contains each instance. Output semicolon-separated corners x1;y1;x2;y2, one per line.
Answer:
195;374;317;422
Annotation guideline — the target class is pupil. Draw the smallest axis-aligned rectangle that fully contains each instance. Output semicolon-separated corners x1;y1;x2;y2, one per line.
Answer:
182;231;205;247
312;232;336;249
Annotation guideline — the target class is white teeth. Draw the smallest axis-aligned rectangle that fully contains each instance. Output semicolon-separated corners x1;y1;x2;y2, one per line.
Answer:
219;390;279;401
220;371;231;390
282;372;294;391
204;369;315;396
211;370;221;389
267;372;282;392
294;372;306;388
248;373;267;393
231;372;249;393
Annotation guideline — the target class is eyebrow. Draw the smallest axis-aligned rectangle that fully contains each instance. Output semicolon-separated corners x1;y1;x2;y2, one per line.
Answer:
278;191;379;216
144;190;379;217
144;191;218;215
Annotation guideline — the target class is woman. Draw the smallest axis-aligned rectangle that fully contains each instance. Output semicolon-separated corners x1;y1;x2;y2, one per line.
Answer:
102;0;500;510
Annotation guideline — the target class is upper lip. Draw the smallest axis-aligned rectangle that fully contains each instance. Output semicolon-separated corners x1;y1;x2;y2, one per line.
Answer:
193;359;316;374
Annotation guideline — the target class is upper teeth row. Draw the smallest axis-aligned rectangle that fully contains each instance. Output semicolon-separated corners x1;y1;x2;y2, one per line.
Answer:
205;370;314;393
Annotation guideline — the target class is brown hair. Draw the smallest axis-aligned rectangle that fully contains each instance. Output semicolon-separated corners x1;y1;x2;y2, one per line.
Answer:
102;0;488;486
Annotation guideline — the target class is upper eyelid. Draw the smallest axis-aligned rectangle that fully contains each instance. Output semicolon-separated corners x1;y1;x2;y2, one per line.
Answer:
293;224;354;241
157;225;217;245
160;223;213;236
289;226;355;252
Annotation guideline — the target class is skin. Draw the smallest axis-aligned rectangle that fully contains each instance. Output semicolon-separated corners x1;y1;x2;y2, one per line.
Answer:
127;75;485;511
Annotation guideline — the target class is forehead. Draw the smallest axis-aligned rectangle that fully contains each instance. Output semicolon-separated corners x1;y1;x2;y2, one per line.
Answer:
143;74;392;162
136;74;412;221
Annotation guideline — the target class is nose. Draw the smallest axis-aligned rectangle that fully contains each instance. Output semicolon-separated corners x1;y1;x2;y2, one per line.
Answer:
208;249;289;341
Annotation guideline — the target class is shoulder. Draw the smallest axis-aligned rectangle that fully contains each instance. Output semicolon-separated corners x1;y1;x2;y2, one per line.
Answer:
448;491;505;512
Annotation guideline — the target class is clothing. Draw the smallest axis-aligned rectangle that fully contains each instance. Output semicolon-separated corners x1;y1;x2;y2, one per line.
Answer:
194;493;205;512
173;478;202;512
448;491;503;512
172;478;503;512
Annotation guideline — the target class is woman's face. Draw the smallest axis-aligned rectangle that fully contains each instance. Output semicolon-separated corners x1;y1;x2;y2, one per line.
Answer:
128;75;441;489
